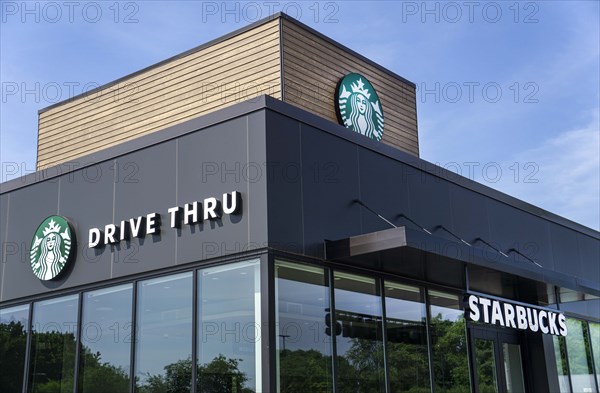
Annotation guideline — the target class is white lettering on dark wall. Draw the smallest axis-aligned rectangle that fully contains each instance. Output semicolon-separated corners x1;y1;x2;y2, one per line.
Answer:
88;191;241;248
465;294;567;337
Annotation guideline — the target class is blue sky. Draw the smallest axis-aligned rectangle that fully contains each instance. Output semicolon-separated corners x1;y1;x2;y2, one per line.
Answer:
1;1;599;230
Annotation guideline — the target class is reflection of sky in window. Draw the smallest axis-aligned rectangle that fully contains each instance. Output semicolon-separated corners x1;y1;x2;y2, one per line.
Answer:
429;291;463;322
81;284;132;372
334;273;382;356
136;272;193;382
199;260;259;391
277;277;331;353
385;283;425;323
0;304;29;331
33;295;78;334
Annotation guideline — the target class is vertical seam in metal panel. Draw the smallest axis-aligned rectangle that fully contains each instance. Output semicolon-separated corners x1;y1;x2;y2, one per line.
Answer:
73;293;83;393
129;280;138;393
380;278;391;392
328;268;338;393
21;301;33;393
191;269;198;393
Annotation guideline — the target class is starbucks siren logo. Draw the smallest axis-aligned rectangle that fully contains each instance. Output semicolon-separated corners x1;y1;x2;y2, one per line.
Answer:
335;73;384;141
30;216;74;280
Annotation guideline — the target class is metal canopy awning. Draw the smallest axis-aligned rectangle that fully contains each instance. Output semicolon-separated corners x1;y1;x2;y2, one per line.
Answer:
325;226;600;305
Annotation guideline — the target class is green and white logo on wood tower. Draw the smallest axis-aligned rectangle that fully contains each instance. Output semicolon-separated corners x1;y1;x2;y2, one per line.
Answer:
30;216;74;281
335;73;384;141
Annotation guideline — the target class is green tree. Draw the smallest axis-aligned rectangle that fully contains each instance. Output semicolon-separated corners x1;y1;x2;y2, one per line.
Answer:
0;321;28;393
138;355;253;393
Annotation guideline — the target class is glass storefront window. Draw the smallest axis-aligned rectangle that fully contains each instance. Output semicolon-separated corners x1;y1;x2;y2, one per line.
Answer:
334;271;385;393
28;294;79;393
0;304;30;393
589;322;600;388
384;282;431;393
275;261;332;392
428;290;471;393
474;338;498;393
197;260;261;393
566;319;598;393
135;272;193;393
553;336;571;393
79;284;132;393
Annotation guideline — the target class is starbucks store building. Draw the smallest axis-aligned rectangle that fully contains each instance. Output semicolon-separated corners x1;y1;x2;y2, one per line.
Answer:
1;13;599;393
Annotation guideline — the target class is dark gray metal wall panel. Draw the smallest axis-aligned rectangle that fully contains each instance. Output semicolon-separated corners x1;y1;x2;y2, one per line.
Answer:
263;108;598;296
57;161;115;288
176;112;268;265
357;148;410;234
265;111;304;254
486;198;554;270
1;180;59;301
577;234;600;283
550;223;581;276
299;123;361;258
246;111;269;253
111;141;177;277
448;183;491;245
407;172;454;235
559;299;600;320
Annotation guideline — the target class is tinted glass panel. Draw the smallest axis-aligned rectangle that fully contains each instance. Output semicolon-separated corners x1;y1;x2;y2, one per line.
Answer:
198;260;260;392
0;304;29;393
29;294;79;393
589;322;600;387
553;336;572;393
135;272;193;393
334;272;385;393
475;339;498;393
502;343;525;393
384;282;431;392
275;261;332;392
79;284;132;393
566;319;597;393
428;290;471;393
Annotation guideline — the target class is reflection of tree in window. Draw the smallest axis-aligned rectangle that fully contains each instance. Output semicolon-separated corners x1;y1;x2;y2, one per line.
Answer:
275;262;332;392
474;339;498;393
0;319;28;393
138;355;252;393
385;282;431;393
428;291;471;393
333;272;385;393
565;318;597;393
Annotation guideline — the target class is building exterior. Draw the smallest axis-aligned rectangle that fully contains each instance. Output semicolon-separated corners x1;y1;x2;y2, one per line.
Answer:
1;13;599;393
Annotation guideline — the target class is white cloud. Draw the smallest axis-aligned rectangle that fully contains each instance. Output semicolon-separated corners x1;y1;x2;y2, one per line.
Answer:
491;111;600;230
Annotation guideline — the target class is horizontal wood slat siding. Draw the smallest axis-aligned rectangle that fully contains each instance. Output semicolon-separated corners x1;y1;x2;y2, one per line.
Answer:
37;19;281;168
281;19;419;156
